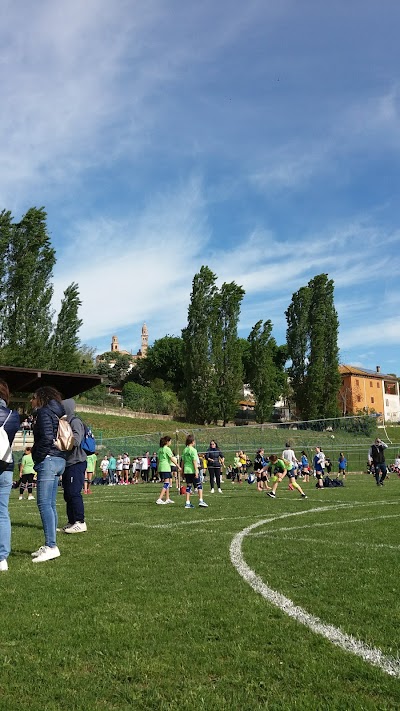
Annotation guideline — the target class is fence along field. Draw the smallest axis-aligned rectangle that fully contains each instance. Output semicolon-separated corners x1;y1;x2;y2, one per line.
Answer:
88;415;400;473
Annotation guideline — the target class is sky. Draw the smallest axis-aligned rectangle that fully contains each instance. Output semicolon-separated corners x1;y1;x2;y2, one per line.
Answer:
1;0;400;374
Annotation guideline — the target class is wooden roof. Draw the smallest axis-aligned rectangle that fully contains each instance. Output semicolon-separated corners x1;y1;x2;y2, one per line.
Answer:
0;365;102;398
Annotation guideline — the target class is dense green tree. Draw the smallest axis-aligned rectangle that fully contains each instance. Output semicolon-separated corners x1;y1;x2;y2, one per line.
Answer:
182;266;219;423
307;274;341;419
286;274;340;420
122;382;157;412
134;336;185;392
50;282;83;372
76;344;97;374
285;285;311;417
213;281;245;425
0;207;56;367
96;353;132;388
247;320;284;423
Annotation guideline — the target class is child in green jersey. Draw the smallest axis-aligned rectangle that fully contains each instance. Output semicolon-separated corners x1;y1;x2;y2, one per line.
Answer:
181;435;208;509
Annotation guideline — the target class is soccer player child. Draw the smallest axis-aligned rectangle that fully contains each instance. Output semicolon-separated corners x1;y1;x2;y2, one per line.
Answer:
156;436;181;504
266;454;307;499
181;435;208;509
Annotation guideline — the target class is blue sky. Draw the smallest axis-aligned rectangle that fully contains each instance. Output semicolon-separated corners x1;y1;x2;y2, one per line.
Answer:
1;1;400;374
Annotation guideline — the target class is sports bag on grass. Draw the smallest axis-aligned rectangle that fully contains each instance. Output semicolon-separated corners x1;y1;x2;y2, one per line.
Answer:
54;415;74;451
0;412;13;464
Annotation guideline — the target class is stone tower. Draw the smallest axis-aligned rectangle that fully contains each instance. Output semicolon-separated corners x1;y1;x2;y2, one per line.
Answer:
111;335;119;352
141;323;148;356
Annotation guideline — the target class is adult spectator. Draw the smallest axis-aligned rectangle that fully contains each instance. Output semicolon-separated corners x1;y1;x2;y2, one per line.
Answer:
206;440;224;493
60;399;87;534
19;446;36;501
0;379;20;572
31;386;67;563
368;438;388;486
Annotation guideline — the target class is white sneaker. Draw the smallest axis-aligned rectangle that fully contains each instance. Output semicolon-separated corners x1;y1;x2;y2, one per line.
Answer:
32;546;60;563
28;494;35;500
218;488;222;493
0;559;8;572
198;500;208;507
64;521;87;534
56;523;72;532
165;499;175;504
32;545;47;558
210;488;214;494
156;498;166;505
19;495;23;500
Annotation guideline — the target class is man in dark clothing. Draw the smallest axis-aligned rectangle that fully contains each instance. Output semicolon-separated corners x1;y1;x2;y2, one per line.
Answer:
368;438;388;486
61;399;87;533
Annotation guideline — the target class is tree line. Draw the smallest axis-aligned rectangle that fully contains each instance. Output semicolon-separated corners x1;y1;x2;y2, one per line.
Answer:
0;208;341;423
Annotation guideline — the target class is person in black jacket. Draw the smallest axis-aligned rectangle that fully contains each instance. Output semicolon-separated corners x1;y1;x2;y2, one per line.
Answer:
0;379;21;572
31;387;67;564
368;438;388;486
206;440;224;493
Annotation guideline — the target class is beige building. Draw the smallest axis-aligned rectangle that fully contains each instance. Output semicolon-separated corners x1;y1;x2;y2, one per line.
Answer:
97;323;149;365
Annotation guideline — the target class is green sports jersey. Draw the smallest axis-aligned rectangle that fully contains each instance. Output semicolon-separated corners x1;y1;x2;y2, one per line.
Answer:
21;453;35;475
275;458;293;472
182;445;198;474
158;445;173;473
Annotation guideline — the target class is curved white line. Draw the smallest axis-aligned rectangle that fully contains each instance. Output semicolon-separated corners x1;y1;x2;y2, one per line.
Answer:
230;506;400;678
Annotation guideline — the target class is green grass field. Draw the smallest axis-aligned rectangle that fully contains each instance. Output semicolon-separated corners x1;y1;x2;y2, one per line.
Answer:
1;473;399;710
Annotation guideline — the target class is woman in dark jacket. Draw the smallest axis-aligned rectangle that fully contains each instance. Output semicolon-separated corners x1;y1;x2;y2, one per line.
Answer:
205;440;224;493
31;386;67;564
0;379;21;572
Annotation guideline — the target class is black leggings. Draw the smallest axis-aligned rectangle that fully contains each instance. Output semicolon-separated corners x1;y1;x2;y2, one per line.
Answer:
20;473;34;495
208;466;221;489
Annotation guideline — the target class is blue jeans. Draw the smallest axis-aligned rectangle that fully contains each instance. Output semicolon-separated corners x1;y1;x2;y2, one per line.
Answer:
35;456;66;547
0;470;12;561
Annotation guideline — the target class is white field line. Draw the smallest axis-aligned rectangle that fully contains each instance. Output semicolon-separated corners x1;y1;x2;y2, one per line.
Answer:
229;505;400;678
280;536;400;551
250;512;400;537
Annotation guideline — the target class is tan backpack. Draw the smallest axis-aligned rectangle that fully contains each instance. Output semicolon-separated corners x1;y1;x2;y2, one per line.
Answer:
54;415;74;451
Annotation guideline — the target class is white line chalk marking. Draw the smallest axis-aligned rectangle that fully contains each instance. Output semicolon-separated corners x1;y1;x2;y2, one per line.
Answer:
229;504;400;678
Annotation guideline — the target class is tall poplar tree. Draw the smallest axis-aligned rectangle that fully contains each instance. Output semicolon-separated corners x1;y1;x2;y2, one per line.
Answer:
50;282;83;372
1;207;56;368
212;281;245;425
182;266;219;423
286;273;341;420
246;320;284;423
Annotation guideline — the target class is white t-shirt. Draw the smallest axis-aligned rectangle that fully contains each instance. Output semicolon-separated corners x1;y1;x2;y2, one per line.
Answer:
123;455;130;469
100;458;109;473
116;458;123;471
282;449;297;465
141;457;149;470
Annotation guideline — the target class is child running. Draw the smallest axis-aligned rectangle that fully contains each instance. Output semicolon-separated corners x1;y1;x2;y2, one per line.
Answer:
181;435;208;509
156;436;181;505
266;454;307;499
